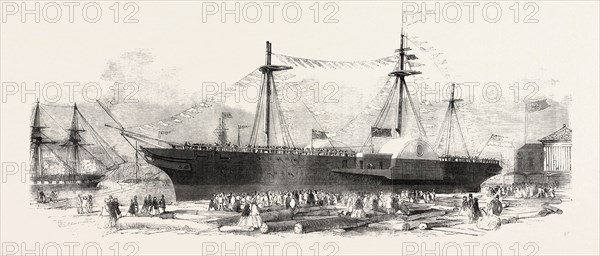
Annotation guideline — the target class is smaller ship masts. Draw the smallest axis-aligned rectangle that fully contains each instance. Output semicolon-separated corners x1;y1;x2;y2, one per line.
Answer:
30;100;53;178
214;112;229;145
435;84;471;157
63;103;86;176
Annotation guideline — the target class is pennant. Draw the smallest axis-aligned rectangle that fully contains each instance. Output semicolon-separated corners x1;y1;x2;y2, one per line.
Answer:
312;60;325;68
359;62;373;69
158;121;169;126
331;62;345;69
186;107;199;113
324;62;337;69
285;56;297;66
312;129;327;140
526;99;550;112
406;54;419;60
291;58;306;68
276;55;288;64
302;59;315;68
408;61;424;67
172;119;182;123
144;124;156;129
179;113;192;118
222;112;233;119
487;134;514;147
371;127;392;137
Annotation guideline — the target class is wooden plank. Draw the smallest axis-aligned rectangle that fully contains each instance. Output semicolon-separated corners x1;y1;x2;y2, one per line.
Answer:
431;227;485;236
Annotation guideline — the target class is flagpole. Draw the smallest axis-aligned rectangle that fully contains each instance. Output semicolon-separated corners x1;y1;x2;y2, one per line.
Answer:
524;103;528;145
237;125;241;146
310;130;313;149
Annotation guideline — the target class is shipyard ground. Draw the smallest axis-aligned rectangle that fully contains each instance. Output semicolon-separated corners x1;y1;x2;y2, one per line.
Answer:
34;190;571;239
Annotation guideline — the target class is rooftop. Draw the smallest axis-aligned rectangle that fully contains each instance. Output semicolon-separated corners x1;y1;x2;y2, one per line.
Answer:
539;124;572;142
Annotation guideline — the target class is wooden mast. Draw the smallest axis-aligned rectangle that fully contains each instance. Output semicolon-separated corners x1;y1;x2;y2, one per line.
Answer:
265;42;272;146
252;41;292;147
30;100;48;179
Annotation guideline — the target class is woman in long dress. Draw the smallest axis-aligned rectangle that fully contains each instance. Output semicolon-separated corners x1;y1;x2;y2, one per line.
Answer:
237;203;251;227
249;200;263;228
351;196;366;218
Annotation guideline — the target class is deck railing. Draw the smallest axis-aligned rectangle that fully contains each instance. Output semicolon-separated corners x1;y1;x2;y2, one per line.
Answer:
172;144;357;157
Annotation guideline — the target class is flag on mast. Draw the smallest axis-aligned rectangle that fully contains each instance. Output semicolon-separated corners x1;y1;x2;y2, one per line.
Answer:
311;129;327;140
526;99;550;112
371;127;393;137
488;134;514;147
222;112;233;119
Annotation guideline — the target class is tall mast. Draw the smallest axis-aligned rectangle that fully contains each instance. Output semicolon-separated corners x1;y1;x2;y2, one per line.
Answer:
63;103;86;176
264;42;273;146
388;33;421;138
250;41;292;147
135;141;139;183
30;100;50;178
435;83;470;157
396;34;406;136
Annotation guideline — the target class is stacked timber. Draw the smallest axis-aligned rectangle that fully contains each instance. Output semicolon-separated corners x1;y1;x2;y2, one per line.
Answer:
219;226;255;232
401;210;447;221
294;217;372;234
293;215;394;234
539;203;563;216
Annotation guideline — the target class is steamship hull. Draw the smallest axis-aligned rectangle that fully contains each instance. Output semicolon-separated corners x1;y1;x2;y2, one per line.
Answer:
142;147;501;201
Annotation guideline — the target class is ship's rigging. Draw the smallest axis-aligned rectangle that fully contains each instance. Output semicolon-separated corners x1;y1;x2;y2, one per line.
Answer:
435;83;471;157
106;37;475;158
30;101;125;181
361;34;428;152
249;41;295;147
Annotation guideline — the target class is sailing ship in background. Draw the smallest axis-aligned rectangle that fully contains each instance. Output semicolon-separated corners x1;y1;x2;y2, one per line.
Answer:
117;34;503;201
30;101;125;195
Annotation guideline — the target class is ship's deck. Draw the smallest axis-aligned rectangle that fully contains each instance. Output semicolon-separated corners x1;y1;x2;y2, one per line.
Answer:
171;144;357;157
168;144;499;164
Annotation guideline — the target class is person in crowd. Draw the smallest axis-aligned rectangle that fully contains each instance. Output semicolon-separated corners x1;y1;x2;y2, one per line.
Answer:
249;199;263;228
459;196;469;216
351;196;366;218
159;195;167;213
470;198;483;224
152;196;159;215
87;195;94;213
109;198;121;227
237;202;251;227
127;199;137;217
488;195;503;216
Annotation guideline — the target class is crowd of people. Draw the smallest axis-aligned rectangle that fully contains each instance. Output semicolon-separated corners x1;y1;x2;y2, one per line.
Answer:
94;194;167;228
76;194;94;214
458;193;504;224
206;188;512;229
36;190;58;203
99;195;122;227
208;189;438;213
207;189;440;228
484;182;559;199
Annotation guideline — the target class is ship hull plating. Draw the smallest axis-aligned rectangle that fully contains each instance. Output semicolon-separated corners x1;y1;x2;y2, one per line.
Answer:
143;148;501;201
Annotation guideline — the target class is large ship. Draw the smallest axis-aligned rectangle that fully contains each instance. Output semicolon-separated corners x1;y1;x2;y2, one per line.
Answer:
30;101;124;197
137;36;501;201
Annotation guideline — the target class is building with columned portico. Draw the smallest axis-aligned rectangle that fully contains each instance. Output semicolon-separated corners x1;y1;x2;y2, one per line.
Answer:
539;124;572;186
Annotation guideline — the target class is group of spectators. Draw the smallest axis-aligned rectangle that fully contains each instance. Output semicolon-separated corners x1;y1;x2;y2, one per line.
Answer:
484;182;559;199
